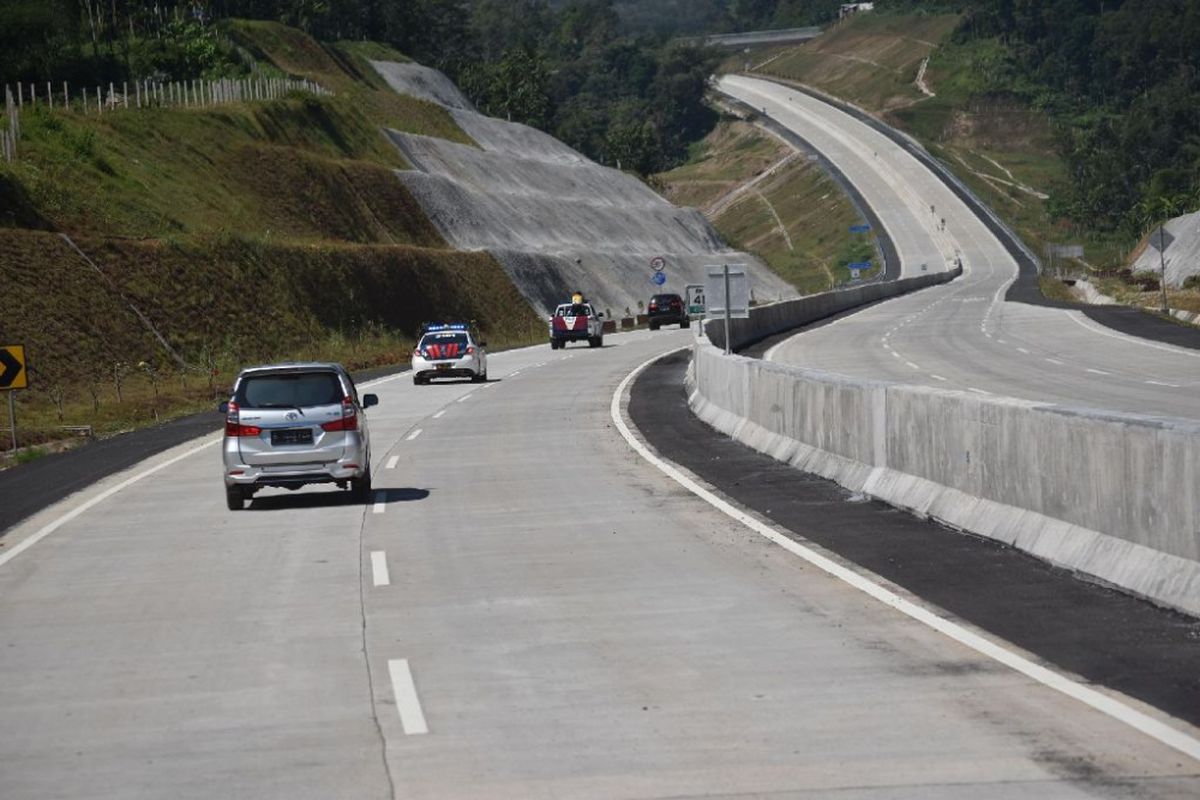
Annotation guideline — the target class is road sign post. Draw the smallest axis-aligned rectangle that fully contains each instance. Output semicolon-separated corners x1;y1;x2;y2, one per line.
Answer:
1;345;28;452
705;266;749;355
685;283;706;338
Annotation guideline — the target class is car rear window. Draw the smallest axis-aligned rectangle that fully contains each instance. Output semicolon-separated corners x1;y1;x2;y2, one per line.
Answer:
652;294;680;303
420;332;469;347
556;304;592;316
236;372;344;409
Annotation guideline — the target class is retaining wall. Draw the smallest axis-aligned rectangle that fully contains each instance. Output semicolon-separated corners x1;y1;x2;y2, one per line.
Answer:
691;288;1200;616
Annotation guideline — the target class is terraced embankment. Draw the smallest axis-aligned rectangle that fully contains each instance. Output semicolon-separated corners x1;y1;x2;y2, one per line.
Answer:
372;62;797;317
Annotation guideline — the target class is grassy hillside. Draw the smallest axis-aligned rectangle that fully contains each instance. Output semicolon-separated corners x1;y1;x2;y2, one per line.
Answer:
0;22;543;456
760;14;959;112
657;118;877;295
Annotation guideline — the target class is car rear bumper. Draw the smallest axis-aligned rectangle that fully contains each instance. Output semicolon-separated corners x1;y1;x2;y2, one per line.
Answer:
551;331;595;341
222;458;367;489
413;356;480;378
648;311;686;323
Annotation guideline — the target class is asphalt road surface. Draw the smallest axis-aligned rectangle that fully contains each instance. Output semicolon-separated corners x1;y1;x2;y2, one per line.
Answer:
2;328;1197;799
718;75;1200;421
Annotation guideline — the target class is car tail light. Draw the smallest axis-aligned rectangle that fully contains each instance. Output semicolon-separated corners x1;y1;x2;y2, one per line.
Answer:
649;301;658;310
413;348;422;359
322;397;358;432
224;401;262;437
465;345;475;355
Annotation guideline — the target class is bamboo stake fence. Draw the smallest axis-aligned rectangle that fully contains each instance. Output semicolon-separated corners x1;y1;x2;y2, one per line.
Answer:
2;76;330;163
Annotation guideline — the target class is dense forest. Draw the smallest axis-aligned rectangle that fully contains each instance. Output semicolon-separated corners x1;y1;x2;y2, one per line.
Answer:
950;0;1200;233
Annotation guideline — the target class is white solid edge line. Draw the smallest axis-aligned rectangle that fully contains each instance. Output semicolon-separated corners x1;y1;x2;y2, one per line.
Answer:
370;550;390;587
388;659;429;735
406;429;423;442
1064;310;1200;360
762;336;791;362
385;455;400;470
0;437;220;570
610;349;1200;763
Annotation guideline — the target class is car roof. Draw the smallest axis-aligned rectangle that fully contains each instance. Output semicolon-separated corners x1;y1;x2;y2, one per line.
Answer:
237;362;348;377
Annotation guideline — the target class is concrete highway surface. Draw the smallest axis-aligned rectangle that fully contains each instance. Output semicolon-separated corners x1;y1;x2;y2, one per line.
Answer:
2;329;1198;799
718;75;1200;421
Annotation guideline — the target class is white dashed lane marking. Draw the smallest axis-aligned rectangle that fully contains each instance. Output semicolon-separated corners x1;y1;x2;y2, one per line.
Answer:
385;456;400;470
373;492;387;514
432;410;446;419
370;551;390;587
388;659;430;735
1087;368;1112;376
1145;380;1182;388
406;429;423;442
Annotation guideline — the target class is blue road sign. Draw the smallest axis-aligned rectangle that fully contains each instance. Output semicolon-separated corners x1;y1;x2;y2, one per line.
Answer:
848;261;872;269
652;271;667;286
849;224;871;234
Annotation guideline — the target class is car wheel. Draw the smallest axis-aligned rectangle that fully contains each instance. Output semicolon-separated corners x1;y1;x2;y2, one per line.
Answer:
589;336;601;348
471;370;485;383
649;321;659;331
681;318;691;328
225;485;245;511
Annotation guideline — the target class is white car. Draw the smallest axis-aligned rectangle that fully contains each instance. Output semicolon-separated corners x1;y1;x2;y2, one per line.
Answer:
412;323;488;384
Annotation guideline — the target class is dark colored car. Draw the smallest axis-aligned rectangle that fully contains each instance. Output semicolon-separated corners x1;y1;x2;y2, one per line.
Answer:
648;293;690;330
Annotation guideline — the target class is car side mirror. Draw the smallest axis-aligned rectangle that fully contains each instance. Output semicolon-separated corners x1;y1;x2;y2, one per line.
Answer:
362;394;379;409
218;401;229;414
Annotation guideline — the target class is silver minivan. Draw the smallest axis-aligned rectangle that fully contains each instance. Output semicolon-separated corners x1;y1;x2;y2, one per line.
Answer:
219;363;378;510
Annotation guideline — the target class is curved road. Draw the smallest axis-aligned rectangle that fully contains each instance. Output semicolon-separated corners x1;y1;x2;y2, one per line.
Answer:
2;330;1197;798
719;75;1200;420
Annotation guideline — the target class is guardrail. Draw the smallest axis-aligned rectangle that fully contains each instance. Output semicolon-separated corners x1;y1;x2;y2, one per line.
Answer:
691;285;1200;616
681;27;822;49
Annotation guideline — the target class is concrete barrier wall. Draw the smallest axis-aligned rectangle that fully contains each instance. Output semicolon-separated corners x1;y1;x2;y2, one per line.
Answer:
705;267;959;352
691;294;1200;616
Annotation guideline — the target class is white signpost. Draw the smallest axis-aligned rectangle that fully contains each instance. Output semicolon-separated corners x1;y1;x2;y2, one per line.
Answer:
705;265;749;354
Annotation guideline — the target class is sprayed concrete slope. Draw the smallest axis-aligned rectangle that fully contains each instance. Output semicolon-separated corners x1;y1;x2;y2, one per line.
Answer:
371;62;796;317
1132;209;1200;289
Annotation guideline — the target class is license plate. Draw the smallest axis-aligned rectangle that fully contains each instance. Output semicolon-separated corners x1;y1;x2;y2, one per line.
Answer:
436;363;450;370
271;428;313;446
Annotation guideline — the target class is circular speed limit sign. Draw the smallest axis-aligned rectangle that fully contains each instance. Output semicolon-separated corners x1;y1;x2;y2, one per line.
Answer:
650;256;666;271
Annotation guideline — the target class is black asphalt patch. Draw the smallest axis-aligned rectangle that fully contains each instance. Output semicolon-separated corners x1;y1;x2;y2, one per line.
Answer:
0;364;407;538
630;350;1200;727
